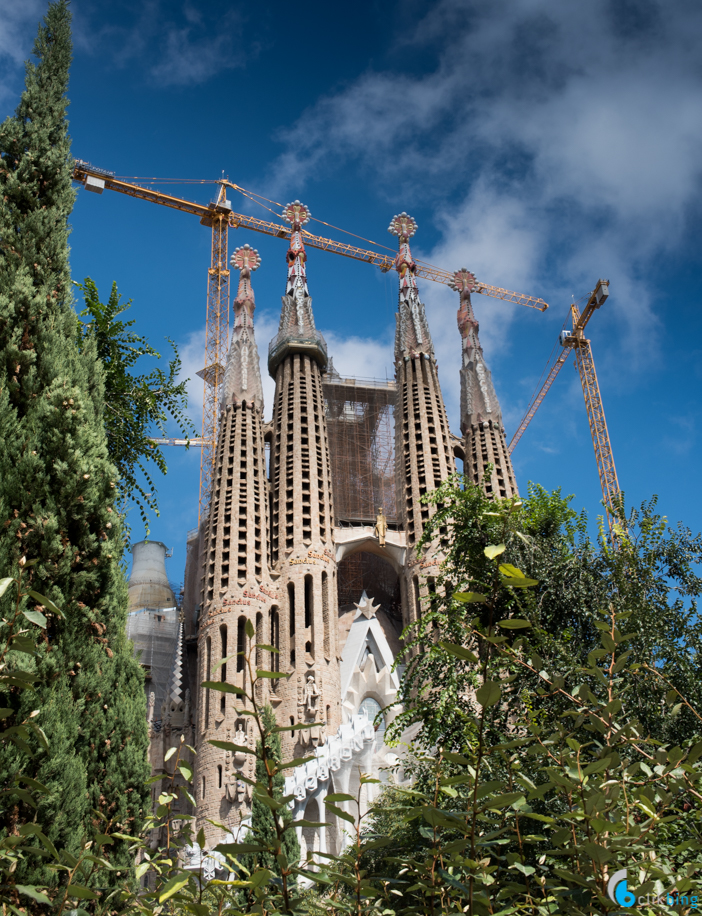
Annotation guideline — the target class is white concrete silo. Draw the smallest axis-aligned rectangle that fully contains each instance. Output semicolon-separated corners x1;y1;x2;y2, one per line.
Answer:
128;540;175;612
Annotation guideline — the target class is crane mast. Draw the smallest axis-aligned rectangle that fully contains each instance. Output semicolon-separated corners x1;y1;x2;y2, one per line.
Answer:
509;279;621;537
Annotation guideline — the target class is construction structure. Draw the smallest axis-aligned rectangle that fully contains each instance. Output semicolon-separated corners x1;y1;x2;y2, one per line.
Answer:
73;161;546;524
126;206;527;866
508;279;621;536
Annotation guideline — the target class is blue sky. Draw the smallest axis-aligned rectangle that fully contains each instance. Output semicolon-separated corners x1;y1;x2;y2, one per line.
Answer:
2;0;701;585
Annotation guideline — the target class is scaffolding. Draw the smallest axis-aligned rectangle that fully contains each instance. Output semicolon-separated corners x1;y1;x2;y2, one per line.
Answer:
126;607;179;724
337;552;402;623
323;376;397;526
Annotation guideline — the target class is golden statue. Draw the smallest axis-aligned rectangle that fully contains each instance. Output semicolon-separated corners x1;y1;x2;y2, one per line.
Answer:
374;507;388;547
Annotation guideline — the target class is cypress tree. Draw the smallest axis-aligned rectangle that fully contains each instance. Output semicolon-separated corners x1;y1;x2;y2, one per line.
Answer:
0;0;149;890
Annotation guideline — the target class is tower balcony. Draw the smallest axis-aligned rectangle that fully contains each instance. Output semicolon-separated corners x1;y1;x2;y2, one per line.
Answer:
268;329;328;375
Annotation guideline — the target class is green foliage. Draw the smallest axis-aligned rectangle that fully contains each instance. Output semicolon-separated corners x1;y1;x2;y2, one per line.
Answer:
244;703;300;876
0;0;149;899
76;277;194;533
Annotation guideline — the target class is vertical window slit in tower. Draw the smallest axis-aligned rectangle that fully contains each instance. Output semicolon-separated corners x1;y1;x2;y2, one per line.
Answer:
270;606;280;687
322;571;330;659
290;716;295;737
304;575;313;656
220;624;228;682
255;612;262;670
288;582;295;636
205;636;211;729
218;765;223;789
413;576;421;621
237;617;246;674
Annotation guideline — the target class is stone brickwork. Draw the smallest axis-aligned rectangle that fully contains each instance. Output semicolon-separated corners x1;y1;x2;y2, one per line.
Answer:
267;202;341;762
153;209;521;864
389;213;454;626
194;247;278;844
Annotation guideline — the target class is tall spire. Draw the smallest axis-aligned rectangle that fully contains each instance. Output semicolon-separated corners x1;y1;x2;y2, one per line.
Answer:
451;268;518;499
221;244;264;410
388;212;434;361
268;200;327;374
284;200;311;301
451;268;503;430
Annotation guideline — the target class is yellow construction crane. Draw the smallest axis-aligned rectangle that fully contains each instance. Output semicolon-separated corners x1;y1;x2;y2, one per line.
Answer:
508;279;621;536
72;161;549;520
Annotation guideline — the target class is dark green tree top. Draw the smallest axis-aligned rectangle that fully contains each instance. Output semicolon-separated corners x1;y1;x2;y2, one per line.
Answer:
0;1;149;893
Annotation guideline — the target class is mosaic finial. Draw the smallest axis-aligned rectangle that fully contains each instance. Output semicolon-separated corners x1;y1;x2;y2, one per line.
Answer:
231;243;261;273
388;212;417;240
283;200;311;228
450;268;477;300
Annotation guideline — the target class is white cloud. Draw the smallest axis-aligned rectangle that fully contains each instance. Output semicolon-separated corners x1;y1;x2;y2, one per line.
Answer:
263;0;702;389
0;0;45;105
71;1;255;88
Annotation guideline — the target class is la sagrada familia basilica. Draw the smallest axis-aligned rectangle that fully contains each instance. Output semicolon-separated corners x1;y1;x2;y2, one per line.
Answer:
126;205;518;873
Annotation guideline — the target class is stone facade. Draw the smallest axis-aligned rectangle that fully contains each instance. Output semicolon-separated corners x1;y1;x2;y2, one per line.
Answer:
452;268;518;499
135;210;518;860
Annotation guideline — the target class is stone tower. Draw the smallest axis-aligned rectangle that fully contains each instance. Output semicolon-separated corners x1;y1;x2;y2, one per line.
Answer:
389;213;455;625
451;269;518;499
267;201;341;759
194;244;277;838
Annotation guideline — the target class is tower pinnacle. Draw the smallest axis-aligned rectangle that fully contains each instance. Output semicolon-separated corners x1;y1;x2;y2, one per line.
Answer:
221;244;264;410
268;200;327;374
283;200;311;301
451;268;518;498
388;212;434;360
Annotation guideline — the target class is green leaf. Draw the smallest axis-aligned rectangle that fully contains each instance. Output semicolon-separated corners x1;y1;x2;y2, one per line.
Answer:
208;740;254;756
439;642;478;663
484;544;506;560
158;873;191;902
66;884;99;900
211;652;238;672
15;885;51;905
201;681;245;695
498;619;532;629
179;786;197;807
26;590;64;618
476;680;501;708
256;670;287;679
499;563;525;578
164;747;177;762
453;591;487;603
325;804;355;824
0;708;14;719
271;721;320;733
17;776;50;795
22;608;47;628
215;842;265;855
249;868;272;889
276;756;316;770
500;577;538;588
482;792;525;810
325;793;355;803
0;577;15;598
10;635;36;654
245;618;255;639
255;644;279;653
178;761;193;781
